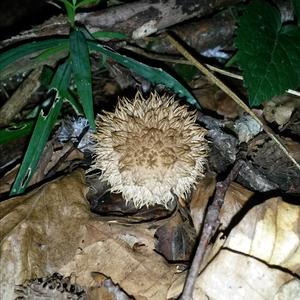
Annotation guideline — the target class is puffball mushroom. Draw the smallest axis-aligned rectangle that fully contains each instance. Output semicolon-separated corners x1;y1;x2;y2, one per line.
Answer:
92;91;208;209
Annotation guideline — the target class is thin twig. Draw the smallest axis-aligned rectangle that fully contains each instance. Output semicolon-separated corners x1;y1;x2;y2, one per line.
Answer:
165;32;300;172
179;159;245;300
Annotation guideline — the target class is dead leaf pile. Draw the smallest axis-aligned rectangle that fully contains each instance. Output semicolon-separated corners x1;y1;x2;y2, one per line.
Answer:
1;170;299;299
0;170;176;300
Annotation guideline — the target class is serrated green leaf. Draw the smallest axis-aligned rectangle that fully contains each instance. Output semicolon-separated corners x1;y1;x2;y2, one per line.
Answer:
235;0;300;106
10;61;70;196
0;121;34;144
88;41;200;108
69;30;95;130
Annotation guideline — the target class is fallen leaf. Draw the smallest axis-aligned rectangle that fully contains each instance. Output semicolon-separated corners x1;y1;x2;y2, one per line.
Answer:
0;170;90;299
0;170;176;300
168;249;299;300
249;134;300;193
264;95;299;127
168;196;300;299
190;180;253;233
226;197;300;272
194;84;241;119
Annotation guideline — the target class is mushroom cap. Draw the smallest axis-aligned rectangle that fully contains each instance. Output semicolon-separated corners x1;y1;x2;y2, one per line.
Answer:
92;91;208;209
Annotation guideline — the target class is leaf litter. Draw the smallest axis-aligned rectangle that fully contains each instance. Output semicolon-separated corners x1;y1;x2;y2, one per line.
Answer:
1;169;299;299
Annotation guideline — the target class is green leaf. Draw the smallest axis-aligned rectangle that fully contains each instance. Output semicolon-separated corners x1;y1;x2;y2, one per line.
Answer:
51;59;72;97
49;60;83;119
88;41;200;108
10;95;63;196
34;43;69;63
10;61;71;196
0;121;34;144
92;31;128;40
0;39;68;77
65;90;84;114
69;30;95;130
235;0;300;106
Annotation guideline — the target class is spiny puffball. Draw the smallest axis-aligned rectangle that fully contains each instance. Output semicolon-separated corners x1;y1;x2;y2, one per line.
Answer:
92;91;208;209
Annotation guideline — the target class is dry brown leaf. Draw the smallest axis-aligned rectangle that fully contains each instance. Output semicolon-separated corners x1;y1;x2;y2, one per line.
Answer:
264;95;299;127
193;84;242;119
190;180;253;233
155;211;196;261
220;182;254;230
0;164;18;194
0;170;90;299
168;196;300;299
0;170;176;300
248;135;300;193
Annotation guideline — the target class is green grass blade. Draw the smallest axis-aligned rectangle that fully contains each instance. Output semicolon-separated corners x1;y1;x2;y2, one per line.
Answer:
49;58;83;114
88;41;200;108
51;59;72;95
0;38;68;72
10;61;71;196
34;43;69;63
69;29;95;130
0;120;34;144
10;94;63;195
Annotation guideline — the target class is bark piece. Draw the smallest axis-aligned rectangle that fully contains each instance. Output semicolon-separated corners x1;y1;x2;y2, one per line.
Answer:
1;0;240;48
135;10;236;55
248;134;300;194
207;128;238;173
